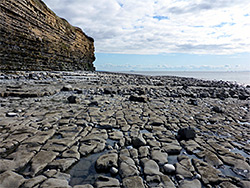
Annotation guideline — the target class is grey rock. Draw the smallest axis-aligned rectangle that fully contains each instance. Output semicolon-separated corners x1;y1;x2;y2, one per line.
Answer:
0;170;25;188
48;158;77;172
119;156;140;178
132;134;147;148
40;178;71;188
95;175;120;188
123;176;145;188
219;182;238;188
129;148;139;159
192;158;225;185
151;150;168;165
23;175;47;188
143;159;162;176
139;146;149;158
96;153;118;171
162;142;182;155
62;146;80;160
178;179;202;188
31;150;59;176
0;159;15;173
73;185;94;188
160;175;176;188
238;180;250;188
204;151;223;167
175;162;193;178
109;131;124;140
52;171;71;181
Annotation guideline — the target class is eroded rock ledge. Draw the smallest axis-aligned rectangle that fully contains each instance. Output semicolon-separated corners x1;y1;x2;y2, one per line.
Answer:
0;0;95;71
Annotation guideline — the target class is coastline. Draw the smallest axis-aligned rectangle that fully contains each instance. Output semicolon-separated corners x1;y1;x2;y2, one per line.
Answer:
0;70;249;188
117;70;250;86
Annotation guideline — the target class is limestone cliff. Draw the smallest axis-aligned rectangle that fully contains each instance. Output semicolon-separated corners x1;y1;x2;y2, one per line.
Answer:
0;0;95;71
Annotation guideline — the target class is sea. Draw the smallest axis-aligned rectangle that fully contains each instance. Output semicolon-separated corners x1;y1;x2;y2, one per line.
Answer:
119;71;250;86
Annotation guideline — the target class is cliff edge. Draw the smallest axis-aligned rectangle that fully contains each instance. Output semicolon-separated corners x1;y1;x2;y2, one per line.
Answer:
0;0;95;71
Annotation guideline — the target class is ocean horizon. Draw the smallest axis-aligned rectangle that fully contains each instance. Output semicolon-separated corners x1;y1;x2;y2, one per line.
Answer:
117;71;250;86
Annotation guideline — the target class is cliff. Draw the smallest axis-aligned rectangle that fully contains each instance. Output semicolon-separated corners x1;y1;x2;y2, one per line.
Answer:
0;0;95;71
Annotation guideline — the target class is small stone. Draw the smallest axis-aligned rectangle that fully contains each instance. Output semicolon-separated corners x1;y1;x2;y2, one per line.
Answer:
110;167;119;175
127;146;133;149
163;164;175;173
195;173;201;179
176;174;184;181
6;112;18;117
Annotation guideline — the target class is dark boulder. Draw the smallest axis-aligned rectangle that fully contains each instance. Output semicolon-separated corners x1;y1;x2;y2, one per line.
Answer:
212;106;224;113
188;99;198;106
67;96;80;104
61;85;73;91
177;127;196;141
129;95;147;103
103;88;116;95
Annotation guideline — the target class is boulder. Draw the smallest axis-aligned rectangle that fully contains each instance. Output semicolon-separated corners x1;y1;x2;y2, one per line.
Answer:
132;134;147;148
177;127;196;141
95;175;120;188
178;179;202;188
67;96;80;104
95;153;118;171
143;159;162;176
212;106;224;113
0;170;25;188
129;95;147;103
123;176;145;188
151;150;168;165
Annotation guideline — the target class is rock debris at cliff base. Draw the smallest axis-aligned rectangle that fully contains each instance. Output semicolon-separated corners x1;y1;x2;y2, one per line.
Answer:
0;71;249;188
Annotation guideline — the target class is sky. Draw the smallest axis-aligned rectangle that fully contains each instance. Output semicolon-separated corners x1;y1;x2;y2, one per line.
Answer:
43;0;250;71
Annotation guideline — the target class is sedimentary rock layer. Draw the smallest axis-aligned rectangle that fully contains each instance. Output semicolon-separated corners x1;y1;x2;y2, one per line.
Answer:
0;0;95;71
0;71;249;187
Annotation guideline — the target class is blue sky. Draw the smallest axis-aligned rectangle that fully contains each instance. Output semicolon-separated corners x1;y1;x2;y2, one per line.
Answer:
43;0;250;71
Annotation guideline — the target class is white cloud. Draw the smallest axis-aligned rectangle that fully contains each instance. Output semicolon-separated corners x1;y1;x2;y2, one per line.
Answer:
43;0;250;55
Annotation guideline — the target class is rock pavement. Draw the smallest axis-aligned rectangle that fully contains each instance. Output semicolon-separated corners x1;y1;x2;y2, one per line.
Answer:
0;71;249;188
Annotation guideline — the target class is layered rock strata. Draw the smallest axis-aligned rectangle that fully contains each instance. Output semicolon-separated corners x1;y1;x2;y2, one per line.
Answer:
0;0;95;71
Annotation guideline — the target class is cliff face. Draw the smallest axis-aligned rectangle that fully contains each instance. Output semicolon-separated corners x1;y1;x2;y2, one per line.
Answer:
0;0;95;71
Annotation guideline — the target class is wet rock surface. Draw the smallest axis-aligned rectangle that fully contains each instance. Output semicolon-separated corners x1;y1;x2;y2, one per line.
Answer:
0;71;249;188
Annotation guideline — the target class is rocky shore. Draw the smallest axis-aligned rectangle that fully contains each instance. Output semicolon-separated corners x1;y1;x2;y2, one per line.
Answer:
0;71;249;188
